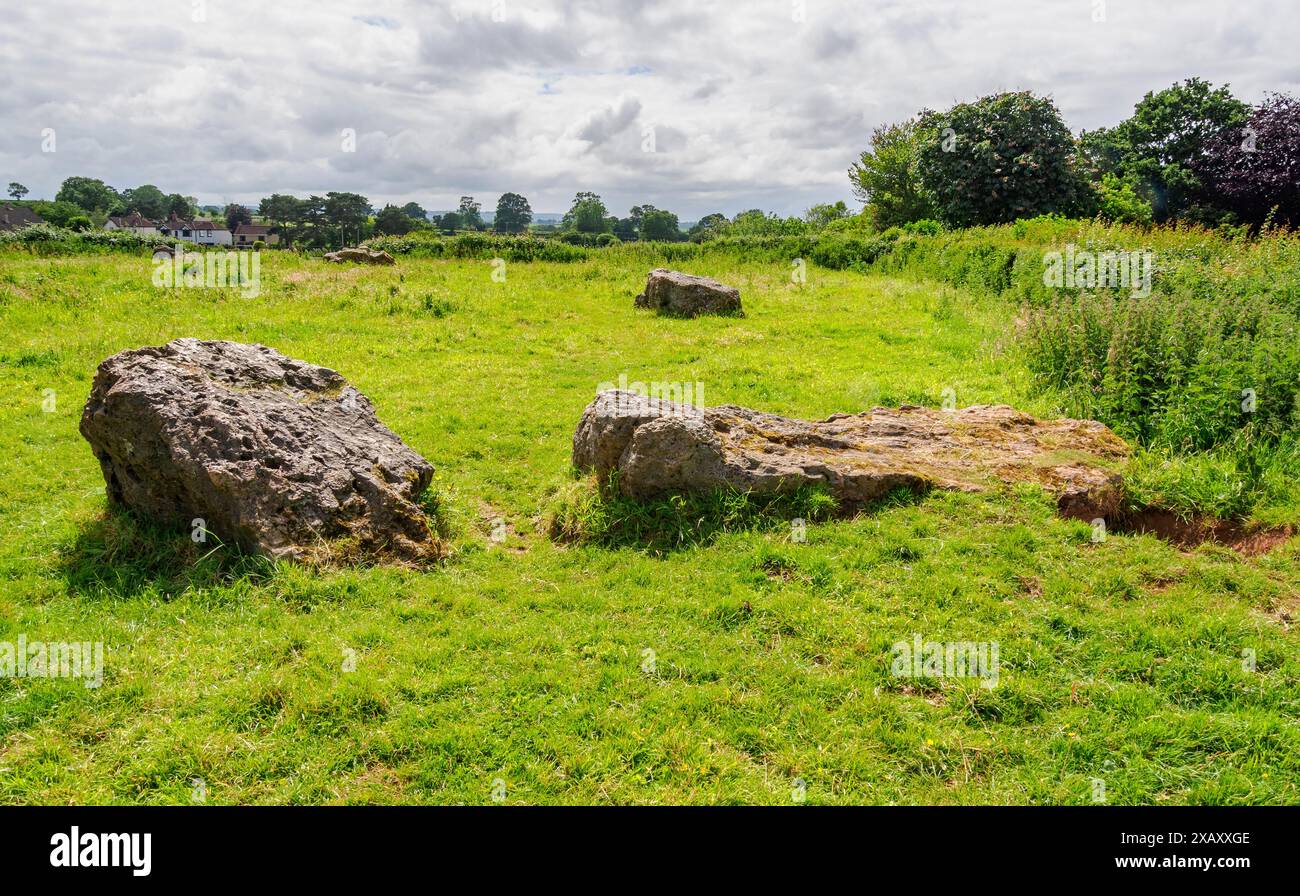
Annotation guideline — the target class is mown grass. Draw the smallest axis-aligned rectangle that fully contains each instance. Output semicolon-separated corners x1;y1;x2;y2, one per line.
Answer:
0;247;1297;804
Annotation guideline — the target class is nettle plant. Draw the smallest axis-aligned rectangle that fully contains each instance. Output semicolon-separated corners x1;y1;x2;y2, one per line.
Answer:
1022;288;1300;452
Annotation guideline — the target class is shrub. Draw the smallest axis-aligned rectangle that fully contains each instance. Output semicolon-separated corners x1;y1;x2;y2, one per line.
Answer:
902;219;944;236
916;91;1096;226
808;234;890;270
1096;174;1154;225
365;232;590;263
0;223;178;254
558;231;600;247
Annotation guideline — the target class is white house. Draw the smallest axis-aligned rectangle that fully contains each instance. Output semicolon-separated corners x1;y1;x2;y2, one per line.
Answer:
159;213;231;246
104;212;159;235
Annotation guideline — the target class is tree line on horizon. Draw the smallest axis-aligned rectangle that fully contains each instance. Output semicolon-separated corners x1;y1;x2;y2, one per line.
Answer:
4;179;202;234
850;78;1299;231
9;76;1297;250
4;172;854;249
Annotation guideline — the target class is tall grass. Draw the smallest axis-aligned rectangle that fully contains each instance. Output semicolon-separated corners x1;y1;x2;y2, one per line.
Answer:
546;477;840;553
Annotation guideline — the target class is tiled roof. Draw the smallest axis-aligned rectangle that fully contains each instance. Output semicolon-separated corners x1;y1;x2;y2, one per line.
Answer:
0;204;44;231
160;215;230;233
109;212;157;227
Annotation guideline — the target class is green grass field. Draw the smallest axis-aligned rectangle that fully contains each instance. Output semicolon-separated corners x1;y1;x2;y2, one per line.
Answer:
1;248;1297;804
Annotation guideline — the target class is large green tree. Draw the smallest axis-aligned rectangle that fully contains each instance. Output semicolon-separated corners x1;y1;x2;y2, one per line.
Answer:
562;192;610;233
7;182;28;200
324;192;371;244
122;184;167;219
298;195;328;229
224;203;252;232
638;207;681;241
457;196;484;230
258;194;303;227
56;176;121;214
493;192;532;233
687;212;728;242
612;216;639;240
916;91;1094;227
627;204;655;234
1080;78;1249;222
27;200;84;228
848;119;936;228
374;204;413;235
166;193;194;217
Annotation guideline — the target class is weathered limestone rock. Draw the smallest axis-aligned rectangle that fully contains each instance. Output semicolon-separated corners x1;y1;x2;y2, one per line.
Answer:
573;391;1129;520
634;268;742;316
324;247;395;265
80;339;438;562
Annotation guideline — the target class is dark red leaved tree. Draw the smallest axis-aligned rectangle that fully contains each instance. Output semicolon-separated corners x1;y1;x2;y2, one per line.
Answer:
1194;93;1300;227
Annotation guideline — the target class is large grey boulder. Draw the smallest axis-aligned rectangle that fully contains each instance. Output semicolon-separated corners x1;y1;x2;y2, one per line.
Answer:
634;269;742;317
80;339;438;562
324;247;395;265
573;391;1129;520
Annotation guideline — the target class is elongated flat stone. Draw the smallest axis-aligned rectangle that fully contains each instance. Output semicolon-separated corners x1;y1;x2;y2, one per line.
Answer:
573;390;1129;520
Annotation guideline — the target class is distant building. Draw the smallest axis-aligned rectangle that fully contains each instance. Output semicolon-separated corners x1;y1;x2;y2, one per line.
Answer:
159;213;232;246
105;212;159;235
233;223;279;248
0;203;45;231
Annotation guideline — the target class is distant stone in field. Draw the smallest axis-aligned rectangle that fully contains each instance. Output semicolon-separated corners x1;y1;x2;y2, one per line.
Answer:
323;247;396;265
573;391;1129;521
634;268;742;317
80;339;439;563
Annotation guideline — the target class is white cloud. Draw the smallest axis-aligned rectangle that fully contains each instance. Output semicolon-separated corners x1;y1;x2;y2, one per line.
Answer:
1;0;1296;218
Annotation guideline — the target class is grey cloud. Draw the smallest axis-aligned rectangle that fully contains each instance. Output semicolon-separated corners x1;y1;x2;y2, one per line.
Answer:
572;95;643;146
1;0;1294;217
417;15;582;72
814;27;859;59
691;78;727;100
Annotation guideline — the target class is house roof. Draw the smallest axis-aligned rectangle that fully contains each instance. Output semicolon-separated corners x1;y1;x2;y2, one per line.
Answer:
234;223;271;235
108;212;157;228
160;215;229;233
0;204;45;231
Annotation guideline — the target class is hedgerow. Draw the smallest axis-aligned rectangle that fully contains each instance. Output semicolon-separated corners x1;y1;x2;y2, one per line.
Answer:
0;223;179;254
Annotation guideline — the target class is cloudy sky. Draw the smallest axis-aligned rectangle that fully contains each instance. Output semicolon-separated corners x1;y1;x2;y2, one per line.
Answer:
2;0;1296;218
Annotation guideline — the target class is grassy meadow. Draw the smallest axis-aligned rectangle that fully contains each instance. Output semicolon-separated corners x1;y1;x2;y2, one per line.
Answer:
1;242;1297;804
